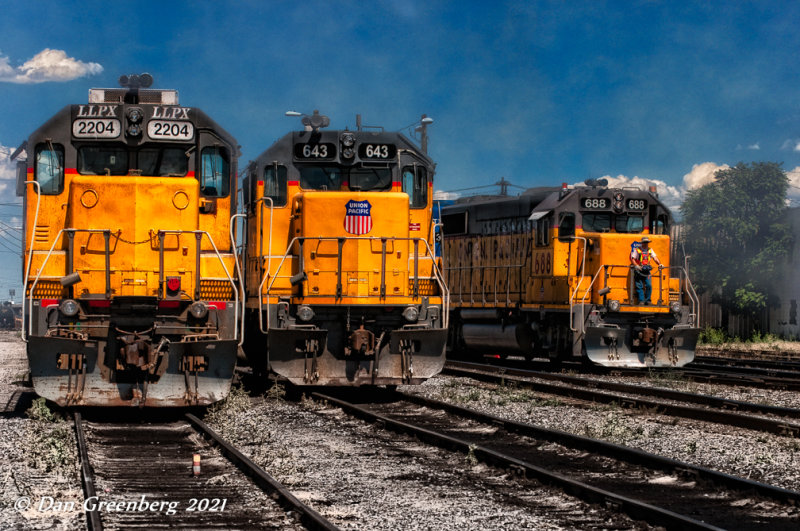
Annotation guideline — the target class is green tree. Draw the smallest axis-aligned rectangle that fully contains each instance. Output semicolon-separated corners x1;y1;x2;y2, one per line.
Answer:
680;162;793;321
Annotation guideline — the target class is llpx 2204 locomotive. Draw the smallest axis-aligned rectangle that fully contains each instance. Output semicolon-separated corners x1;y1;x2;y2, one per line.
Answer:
241;111;448;385
441;180;700;367
14;74;241;406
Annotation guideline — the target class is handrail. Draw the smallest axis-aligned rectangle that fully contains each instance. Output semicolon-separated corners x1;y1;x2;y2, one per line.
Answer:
261;235;449;331
568;237;589;332
255;197;274;334
21;180;41;342
570;262;700;335
230;213;246;347
26;228;239;340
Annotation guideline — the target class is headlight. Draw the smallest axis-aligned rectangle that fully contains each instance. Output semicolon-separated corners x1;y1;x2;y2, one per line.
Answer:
607;300;620;312
59;299;79;317
297;305;315;321
341;133;355;147
670;301;682;314
342;147;355;159
402;306;419;322
189;301;208;319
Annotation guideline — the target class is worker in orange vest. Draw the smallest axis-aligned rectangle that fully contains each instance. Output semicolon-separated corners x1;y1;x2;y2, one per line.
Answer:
630;236;662;305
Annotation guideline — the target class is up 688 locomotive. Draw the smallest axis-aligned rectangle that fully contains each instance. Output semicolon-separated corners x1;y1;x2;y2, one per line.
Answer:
241;112;448;385
14;74;241;406
442;180;700;367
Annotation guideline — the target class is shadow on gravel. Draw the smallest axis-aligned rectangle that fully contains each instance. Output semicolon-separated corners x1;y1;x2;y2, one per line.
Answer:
0;389;36;417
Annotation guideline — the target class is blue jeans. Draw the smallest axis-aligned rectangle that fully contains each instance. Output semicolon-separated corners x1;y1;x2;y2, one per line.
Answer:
634;273;651;304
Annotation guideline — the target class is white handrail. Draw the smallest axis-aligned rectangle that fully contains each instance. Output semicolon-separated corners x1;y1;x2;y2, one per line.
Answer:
21;180;41;342
230;213;246;346
26;228;239;340
262;235;449;330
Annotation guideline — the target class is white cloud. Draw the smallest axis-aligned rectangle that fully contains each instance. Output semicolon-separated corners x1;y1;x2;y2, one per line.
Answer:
748;142;760;150
682;162;729;190
780;139;800;152
786;166;800;204
0;49;102;84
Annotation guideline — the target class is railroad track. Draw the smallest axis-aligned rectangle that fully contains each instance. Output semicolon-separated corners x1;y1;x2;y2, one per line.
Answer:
456;353;800;391
311;389;800;530
444;361;800;437
73;412;338;531
695;355;800;373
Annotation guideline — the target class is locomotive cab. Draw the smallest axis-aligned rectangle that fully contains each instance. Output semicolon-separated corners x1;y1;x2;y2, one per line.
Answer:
443;180;699;368
18;75;241;406
242;113;448;385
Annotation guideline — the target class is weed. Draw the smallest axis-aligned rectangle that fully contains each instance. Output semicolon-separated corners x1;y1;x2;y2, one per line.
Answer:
466;444;478;466
699;327;727;345
204;384;251;426
24;400;76;474
686;440;697;454
26;397;60;423
266;381;287;401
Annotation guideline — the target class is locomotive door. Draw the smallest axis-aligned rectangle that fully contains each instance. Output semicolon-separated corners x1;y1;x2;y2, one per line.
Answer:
400;151;433;294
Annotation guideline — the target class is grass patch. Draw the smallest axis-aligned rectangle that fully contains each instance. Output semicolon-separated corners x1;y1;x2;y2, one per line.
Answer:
24;398;76;474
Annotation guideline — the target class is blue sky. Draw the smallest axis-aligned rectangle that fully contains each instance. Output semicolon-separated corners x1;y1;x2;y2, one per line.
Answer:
1;0;800;296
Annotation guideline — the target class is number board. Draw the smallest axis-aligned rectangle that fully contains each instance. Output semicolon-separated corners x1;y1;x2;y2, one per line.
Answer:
581;197;610;209
294;143;336;160
73;119;121;139
147;120;194;141
358;143;397;160
626;198;648;210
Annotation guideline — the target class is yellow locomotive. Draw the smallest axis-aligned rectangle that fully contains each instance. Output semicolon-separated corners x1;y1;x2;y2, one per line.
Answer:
442;180;699;367
14;74;241;406
241;112;447;385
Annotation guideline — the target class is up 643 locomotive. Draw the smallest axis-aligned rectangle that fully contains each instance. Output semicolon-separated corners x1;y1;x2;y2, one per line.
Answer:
241;112;448;385
441;180;700;367
14;74;241;406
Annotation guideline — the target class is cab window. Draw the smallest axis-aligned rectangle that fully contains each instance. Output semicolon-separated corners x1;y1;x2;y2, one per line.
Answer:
402;165;428;208
582;213;611;232
77;146;127;176
35;144;65;194
558;212;575;240
264;164;288;206
200;146;230;197
349;167;392;191
299;166;342;190
535;216;551;246
651;213;670;235
139;147;188;176
615;215;644;233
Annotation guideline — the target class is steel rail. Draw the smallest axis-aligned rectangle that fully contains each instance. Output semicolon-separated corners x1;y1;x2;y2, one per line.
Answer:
687;361;800;380
185;413;340;531
310;391;723;530
395;390;800;506
445;361;800;436
449;360;800;420
73;412;104;531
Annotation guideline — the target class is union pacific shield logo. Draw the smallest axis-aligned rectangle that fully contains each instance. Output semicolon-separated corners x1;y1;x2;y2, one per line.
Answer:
344;200;372;235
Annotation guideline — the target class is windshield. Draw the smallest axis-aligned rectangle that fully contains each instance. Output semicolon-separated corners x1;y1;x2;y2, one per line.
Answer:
299;165;391;191
140;148;188;176
77;146;188;176
582;213;644;233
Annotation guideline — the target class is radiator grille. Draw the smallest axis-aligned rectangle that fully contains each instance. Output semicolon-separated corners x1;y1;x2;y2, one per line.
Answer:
200;280;235;300
409;278;438;296
27;280;62;298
